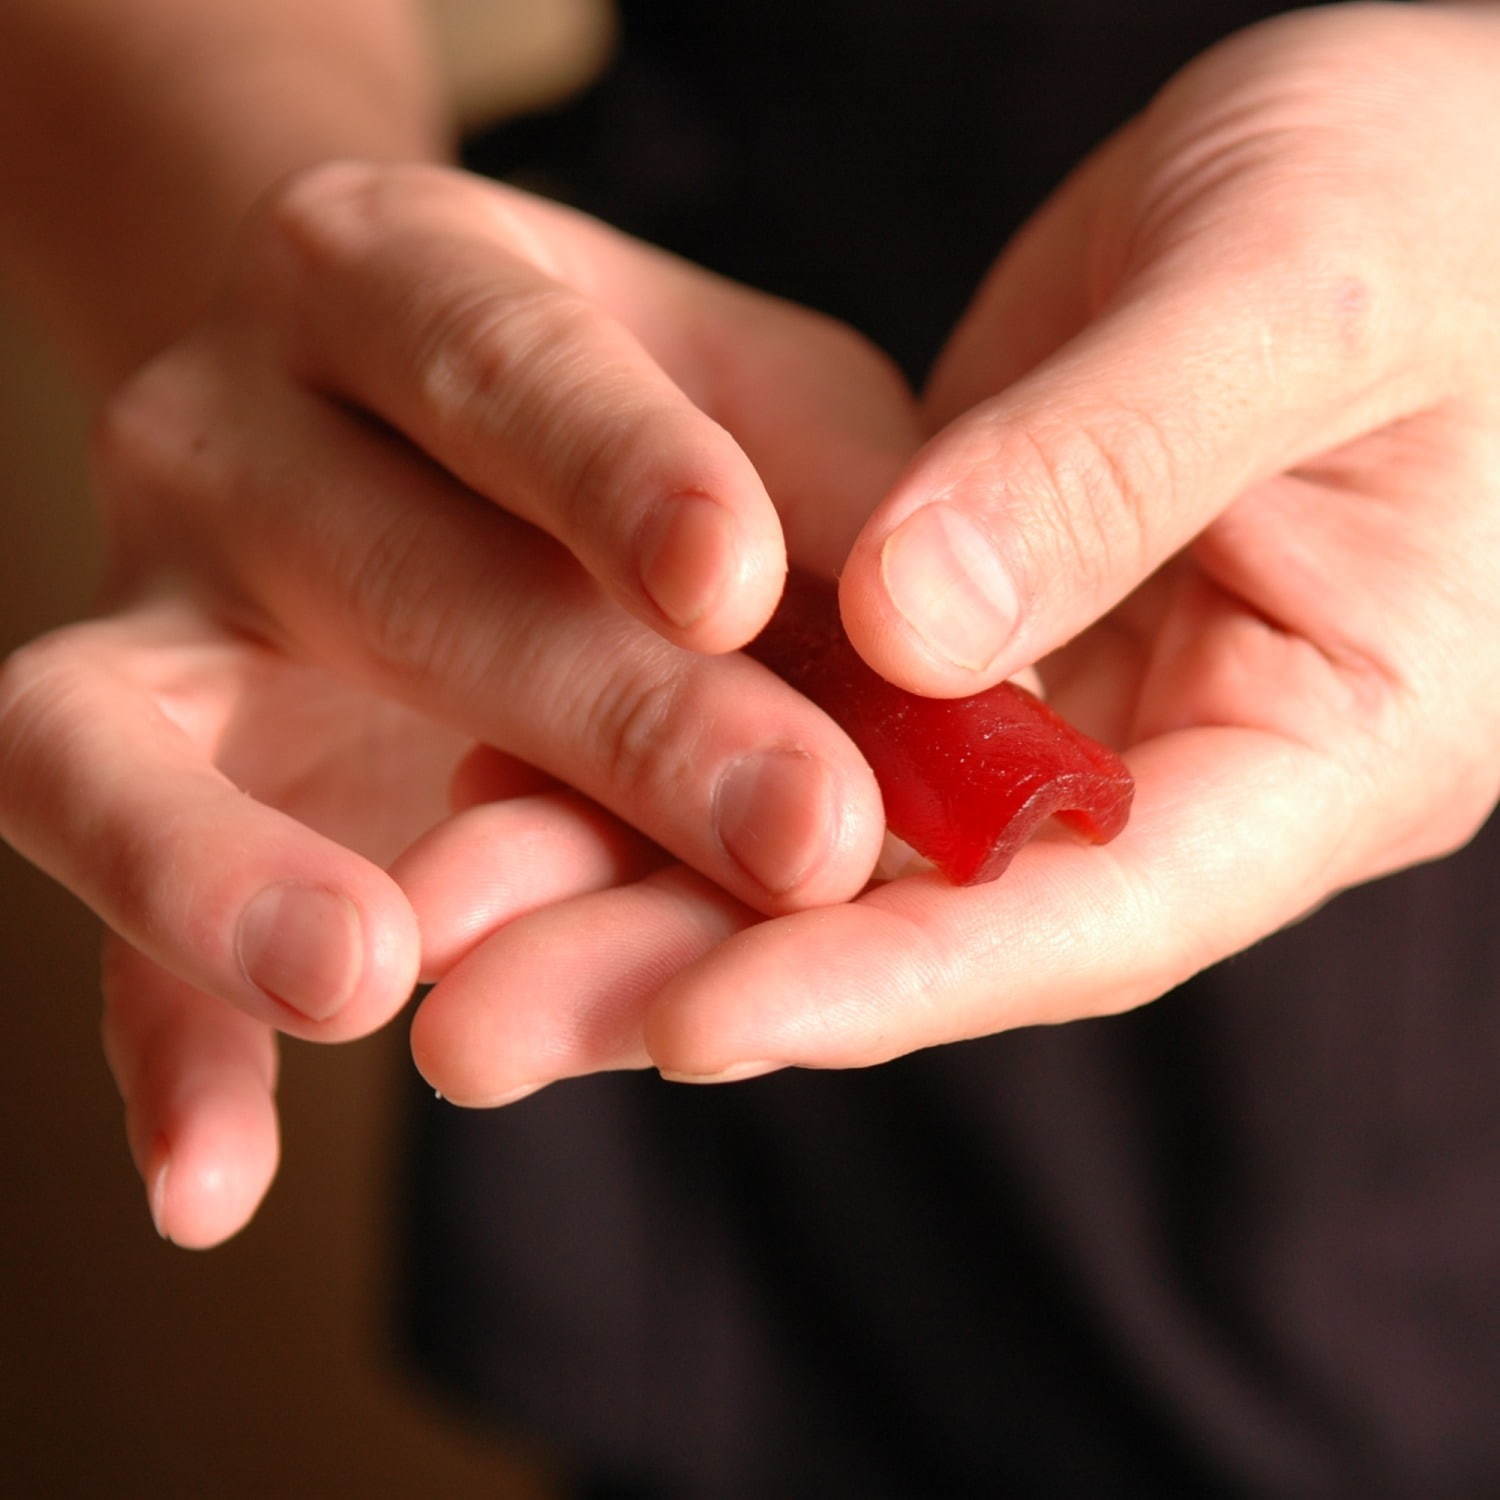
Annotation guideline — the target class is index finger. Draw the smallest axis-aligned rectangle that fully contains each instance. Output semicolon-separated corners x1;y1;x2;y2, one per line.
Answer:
250;162;916;650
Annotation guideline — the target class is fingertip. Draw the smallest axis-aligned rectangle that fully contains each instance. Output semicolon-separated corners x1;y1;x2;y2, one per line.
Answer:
839;503;1019;698
343;871;424;1036
407;981;559;1108
406;1003;448;1098
104;941;284;1248
410;865;754;1103
633;486;787;655
406;1002;513;1109
3;636;423;1042
145;1082;280;1250
640;972;733;1083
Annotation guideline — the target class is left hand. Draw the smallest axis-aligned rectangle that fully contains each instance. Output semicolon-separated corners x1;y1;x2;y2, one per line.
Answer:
0;171;921;1244
406;2;1500;1096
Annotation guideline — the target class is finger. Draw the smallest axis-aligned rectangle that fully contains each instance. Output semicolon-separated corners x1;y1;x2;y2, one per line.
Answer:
100;936;279;1248
644;727;1353;1076
653;267;920;578
510;183;921;576
172;384;886;913
391;788;665;981
0;611;421;1039
838;152;1437;696
445;742;559;811
252;163;911;652
410;865;756;1107
258;161;781;650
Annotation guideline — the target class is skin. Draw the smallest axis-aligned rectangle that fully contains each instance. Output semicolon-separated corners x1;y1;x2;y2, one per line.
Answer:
4;2;1500;1246
0;0;911;1245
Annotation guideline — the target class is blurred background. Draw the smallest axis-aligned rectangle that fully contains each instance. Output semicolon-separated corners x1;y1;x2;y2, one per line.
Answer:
0;4;614;1494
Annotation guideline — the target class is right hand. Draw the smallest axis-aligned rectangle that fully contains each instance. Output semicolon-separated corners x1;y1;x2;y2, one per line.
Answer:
0;160;919;1244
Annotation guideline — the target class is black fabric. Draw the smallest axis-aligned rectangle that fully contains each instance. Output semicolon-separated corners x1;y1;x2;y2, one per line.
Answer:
401;4;1500;1496
403;811;1500;1498
463;0;1297;380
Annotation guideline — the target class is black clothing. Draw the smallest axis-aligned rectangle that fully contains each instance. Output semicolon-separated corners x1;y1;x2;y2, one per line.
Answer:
404;4;1500;1495
405;813;1500;1498
464;0;1293;384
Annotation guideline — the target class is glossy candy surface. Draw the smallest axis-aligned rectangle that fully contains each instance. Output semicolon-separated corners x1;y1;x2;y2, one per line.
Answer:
747;573;1134;884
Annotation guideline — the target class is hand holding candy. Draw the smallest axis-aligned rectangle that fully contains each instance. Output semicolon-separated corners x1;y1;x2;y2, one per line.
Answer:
747;573;1132;885
413;4;1500;1093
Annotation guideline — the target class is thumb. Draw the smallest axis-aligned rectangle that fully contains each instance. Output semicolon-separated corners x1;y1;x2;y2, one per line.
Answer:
837;183;1425;696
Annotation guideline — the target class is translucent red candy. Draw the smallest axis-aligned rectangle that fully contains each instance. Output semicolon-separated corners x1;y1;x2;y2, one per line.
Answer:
746;573;1134;885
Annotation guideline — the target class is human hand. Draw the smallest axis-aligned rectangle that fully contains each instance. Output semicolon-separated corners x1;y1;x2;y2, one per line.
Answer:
0;162;919;1243
406;2;1500;1098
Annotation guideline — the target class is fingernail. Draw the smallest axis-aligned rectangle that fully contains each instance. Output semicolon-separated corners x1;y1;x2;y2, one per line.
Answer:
237;883;363;1022
147;1136;172;1242
638;493;739;630
715;748;832;896
879;503;1017;672
659;1061;782;1084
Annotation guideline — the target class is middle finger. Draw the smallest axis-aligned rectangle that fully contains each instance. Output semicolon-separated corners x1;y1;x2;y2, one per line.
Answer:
194;382;886;915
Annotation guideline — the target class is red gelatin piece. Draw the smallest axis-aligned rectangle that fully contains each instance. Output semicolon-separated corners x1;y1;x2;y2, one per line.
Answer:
746;573;1134;885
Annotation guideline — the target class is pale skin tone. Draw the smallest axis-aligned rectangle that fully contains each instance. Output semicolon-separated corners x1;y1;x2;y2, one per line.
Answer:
2;2;1499;1247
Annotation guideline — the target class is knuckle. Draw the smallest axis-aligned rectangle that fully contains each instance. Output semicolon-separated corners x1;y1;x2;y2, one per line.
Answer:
586;661;696;802
252;159;387;275
1009;414;1171;594
336;509;457;688
331;502;521;703
245;159;461;304
1306;265;1381;370
557;398;663;535
418;282;594;429
237;161;377;311
0;646;52;781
